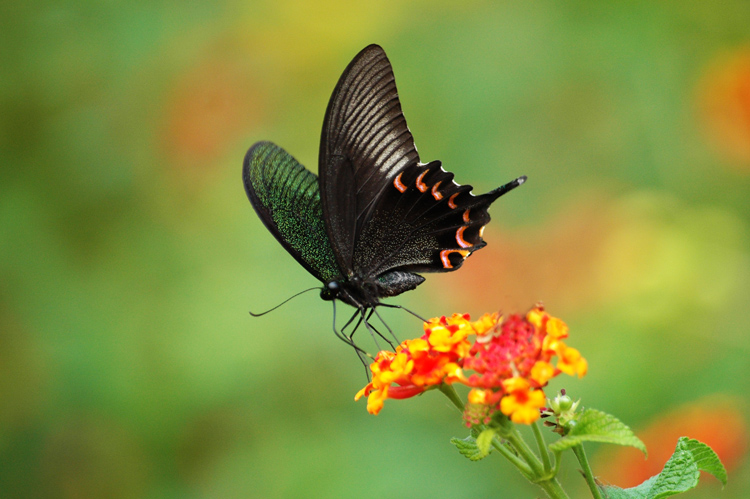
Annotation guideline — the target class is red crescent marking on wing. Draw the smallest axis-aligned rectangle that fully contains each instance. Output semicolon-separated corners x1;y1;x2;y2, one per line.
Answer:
416;170;428;192
448;192;459;209
431;181;443;200
440;250;453;268
462;209;470;223
393;172;407;193
440;249;470;269
456;226;472;248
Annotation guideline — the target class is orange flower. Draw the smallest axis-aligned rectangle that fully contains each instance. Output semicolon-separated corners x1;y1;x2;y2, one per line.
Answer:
354;314;479;414
356;304;586;425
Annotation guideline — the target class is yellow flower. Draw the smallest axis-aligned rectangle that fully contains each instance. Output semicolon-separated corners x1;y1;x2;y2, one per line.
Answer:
530;360;556;385
557;346;588;378
545;316;569;340
403;338;429;355
468;388;491;405
471;312;501;336
526;306;546;329
365;385;388;415
500;377;546;424
426;315;473;354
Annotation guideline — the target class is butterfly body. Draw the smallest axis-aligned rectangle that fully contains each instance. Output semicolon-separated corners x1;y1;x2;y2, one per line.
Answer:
243;45;525;314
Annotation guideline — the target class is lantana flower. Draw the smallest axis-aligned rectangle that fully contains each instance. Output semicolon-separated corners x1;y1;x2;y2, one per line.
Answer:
355;305;587;425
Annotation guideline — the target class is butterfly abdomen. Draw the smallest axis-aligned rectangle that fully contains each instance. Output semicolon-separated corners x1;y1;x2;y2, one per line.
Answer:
374;270;425;297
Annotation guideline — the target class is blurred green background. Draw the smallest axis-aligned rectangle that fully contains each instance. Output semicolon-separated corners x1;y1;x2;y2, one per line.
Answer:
2;1;749;497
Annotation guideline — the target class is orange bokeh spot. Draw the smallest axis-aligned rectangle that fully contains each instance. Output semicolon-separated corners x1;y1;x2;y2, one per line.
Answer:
698;47;750;169
162;58;264;169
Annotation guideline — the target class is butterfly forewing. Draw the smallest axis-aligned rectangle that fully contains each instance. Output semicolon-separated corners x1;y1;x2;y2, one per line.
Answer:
319;45;420;276
243;142;341;284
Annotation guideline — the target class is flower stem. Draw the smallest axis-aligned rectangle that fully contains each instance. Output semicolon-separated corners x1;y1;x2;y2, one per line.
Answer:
572;444;603;499
506;428;570;499
436;385;569;499
490;437;534;478
437;385;533;476
506;427;544;475
532;421;552;473
552;451;562;476
537;478;571;499
438;384;464;412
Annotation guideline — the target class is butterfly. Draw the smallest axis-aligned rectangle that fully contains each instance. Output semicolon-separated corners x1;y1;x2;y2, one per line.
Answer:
243;44;525;349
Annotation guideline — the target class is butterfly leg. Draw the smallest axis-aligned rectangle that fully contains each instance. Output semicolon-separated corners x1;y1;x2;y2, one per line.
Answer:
331;299;370;358
369;306;400;347
331;300;379;379
340;308;363;337
352;314;374;380
336;306;377;378
377;303;429;323
358;308;399;353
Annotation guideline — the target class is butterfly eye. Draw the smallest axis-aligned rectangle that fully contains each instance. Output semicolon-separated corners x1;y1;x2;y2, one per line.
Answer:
327;281;340;292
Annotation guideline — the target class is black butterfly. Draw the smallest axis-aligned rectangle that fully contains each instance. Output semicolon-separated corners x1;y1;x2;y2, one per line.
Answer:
243;44;525;348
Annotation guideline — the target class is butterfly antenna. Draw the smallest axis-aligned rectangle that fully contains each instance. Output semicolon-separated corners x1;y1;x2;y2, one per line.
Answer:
248;287;320;317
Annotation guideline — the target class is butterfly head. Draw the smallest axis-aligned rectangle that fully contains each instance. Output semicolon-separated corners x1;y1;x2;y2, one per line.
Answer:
320;277;381;309
320;280;340;301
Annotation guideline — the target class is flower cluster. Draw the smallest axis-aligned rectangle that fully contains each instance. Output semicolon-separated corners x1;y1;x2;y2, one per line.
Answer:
354;313;479;415
355;305;587;425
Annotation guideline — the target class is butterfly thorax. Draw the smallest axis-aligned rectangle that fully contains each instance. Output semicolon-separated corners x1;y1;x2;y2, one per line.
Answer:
320;270;425;308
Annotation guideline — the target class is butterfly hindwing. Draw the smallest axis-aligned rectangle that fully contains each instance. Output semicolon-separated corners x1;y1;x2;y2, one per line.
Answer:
243;141;341;284
354;160;505;277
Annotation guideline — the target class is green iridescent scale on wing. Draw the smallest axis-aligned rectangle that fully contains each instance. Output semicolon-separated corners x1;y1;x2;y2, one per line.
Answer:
243;142;341;284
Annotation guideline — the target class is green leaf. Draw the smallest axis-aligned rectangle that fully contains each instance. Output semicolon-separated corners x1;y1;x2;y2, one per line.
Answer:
548;408;647;455
451;435;491;461
683;438;728;485
601;437;728;499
